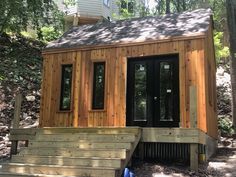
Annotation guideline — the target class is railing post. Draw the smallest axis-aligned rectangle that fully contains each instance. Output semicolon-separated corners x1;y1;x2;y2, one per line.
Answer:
10;94;22;157
189;86;198;171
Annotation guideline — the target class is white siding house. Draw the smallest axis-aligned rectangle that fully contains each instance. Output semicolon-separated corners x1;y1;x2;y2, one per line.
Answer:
55;0;144;30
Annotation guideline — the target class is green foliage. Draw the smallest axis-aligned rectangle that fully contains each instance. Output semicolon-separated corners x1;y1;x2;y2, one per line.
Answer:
20;31;37;39
41;26;62;42
0;0;64;38
214;31;230;63
63;0;76;8
218;117;234;135
0;33;45;88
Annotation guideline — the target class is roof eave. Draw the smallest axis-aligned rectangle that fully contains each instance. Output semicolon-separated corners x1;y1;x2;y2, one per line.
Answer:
42;33;207;55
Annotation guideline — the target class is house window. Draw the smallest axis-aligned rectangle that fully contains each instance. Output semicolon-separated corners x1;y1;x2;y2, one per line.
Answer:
121;0;135;14
103;0;110;7
92;62;105;109
60;64;73;110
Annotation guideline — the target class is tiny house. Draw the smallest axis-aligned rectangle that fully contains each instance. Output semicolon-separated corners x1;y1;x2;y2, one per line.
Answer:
41;8;217;135
42;7;217;159
3;8;217;177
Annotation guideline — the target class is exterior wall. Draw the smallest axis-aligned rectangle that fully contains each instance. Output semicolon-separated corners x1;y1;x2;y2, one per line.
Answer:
40;36;217;139
204;21;218;139
77;0;103;18
103;1;118;19
55;0;118;20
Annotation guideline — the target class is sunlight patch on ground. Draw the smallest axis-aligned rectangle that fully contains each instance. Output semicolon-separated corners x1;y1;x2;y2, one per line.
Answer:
152;172;184;177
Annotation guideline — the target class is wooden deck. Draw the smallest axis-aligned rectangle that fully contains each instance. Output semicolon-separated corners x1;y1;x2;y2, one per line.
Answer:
7;127;214;173
1;127;141;177
9;127;208;144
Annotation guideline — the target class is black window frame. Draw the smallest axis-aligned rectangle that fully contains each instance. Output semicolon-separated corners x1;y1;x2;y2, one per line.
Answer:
120;0;135;14
92;62;106;110
59;64;73;111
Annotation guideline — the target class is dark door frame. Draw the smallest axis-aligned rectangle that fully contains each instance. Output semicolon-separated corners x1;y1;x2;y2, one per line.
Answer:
126;54;180;127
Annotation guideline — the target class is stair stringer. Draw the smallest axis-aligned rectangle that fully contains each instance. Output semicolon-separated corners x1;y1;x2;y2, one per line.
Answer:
116;129;142;177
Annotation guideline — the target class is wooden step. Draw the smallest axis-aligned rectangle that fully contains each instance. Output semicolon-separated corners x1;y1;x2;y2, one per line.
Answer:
7;127;142;177
0;172;77;177
35;133;136;142
12;155;122;168
2;163;117;177
28;141;132;149
19;147;127;158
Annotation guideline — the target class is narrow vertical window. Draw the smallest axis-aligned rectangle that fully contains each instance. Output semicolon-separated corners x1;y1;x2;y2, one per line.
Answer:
92;62;105;109
60;64;73;110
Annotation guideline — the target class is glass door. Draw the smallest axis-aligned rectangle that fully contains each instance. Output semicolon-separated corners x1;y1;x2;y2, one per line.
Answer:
126;55;179;127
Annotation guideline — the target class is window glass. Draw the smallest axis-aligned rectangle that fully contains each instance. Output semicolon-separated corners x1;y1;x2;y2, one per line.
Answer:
120;0;134;14
92;62;105;109
159;62;174;121
60;64;73;110
104;0;110;7
134;63;147;121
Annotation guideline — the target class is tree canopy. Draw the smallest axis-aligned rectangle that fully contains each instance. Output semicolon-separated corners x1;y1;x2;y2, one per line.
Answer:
0;0;64;38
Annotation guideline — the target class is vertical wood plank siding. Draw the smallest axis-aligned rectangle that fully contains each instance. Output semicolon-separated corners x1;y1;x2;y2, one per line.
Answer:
40;35;217;138
204;20;218;139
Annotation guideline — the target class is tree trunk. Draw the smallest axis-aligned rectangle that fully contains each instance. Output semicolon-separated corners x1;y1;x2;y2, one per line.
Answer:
176;0;180;12
166;0;170;14
226;0;236;130
182;0;186;11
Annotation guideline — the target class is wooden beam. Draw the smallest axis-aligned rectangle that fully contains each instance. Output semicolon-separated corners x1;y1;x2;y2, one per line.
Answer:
190;86;197;128
141;128;200;143
11;94;23;156
190;143;199;170
189;86;199;170
73;14;79;26
12;94;22;129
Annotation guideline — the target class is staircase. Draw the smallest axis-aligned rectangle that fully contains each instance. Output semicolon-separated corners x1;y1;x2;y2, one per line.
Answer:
0;127;141;177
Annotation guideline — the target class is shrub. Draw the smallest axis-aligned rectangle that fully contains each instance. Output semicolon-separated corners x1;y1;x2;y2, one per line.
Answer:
40;26;62;42
218;116;234;136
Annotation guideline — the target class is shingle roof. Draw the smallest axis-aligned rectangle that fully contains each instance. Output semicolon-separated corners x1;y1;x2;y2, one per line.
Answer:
45;8;212;50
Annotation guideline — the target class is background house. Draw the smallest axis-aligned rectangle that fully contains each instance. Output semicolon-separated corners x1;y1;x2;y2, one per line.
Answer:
55;0;145;30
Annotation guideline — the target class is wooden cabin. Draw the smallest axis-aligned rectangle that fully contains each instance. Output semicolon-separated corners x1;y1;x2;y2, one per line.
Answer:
2;9;217;177
41;8;217;137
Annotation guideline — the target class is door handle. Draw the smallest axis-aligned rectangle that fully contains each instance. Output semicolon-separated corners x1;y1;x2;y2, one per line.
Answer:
154;96;158;101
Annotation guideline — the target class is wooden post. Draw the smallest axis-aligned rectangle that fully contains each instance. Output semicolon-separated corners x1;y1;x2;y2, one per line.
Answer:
189;86;198;170
73;14;79;26
10;94;22;156
190;144;199;170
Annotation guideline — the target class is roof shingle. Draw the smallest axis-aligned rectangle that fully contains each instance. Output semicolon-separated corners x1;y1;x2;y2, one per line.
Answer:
45;8;212;50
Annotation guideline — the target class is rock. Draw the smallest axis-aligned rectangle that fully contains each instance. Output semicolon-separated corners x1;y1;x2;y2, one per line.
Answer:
25;95;35;102
222;140;232;147
0;126;9;133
